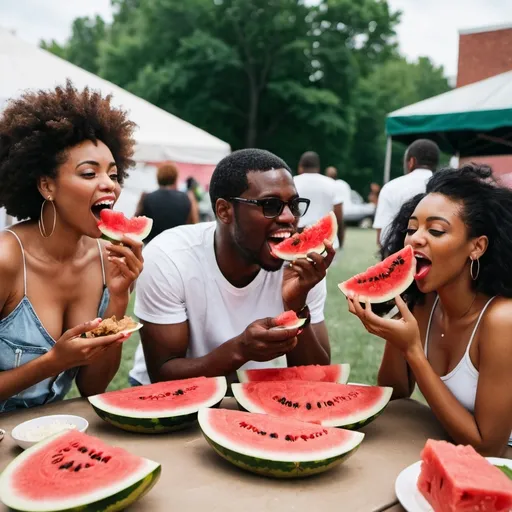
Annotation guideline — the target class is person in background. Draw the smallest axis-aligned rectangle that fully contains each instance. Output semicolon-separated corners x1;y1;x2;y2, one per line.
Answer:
134;162;196;244
293;152;344;250
185;177;201;224
0;81;144;411
373;139;440;247
325;166;350;247
348;165;512;456
129;148;333;387
368;182;381;206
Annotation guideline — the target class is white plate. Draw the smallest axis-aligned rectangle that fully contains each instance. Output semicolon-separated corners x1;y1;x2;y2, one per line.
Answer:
11;414;88;450
395;456;512;512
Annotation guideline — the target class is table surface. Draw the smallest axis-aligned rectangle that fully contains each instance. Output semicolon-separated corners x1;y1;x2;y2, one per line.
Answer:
1;397;505;512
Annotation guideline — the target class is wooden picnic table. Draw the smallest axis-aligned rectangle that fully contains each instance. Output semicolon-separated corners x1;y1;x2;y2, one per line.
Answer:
1;397;507;512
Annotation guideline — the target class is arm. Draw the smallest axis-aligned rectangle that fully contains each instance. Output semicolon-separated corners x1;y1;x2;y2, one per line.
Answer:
372;186;393;247
187;191;200;224
333;203;344;249
376;229;382;247
378;341;415;399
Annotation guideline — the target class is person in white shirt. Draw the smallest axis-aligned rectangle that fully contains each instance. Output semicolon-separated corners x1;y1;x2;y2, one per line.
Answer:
129;148;335;386
325;166;351;246
373;139;440;247
293;152;344;250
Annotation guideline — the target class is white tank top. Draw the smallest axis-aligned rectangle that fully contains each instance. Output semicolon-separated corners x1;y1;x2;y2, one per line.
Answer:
424;295;512;445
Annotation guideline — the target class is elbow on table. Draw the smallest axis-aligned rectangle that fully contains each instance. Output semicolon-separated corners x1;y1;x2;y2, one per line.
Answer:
376;375;411;400
472;439;510;458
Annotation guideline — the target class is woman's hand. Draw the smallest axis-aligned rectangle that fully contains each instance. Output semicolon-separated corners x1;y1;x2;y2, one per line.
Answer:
105;235;144;299
347;294;422;357
48;318;129;373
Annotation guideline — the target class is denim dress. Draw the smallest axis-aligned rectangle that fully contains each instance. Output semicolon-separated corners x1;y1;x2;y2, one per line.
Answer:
0;230;109;413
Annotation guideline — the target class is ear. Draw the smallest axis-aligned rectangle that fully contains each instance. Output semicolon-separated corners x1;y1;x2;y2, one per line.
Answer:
37;176;55;201
216;198;234;225
408;157;416;171
470;235;488;260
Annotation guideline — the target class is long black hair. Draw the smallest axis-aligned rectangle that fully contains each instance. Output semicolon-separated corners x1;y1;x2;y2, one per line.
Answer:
380;164;512;308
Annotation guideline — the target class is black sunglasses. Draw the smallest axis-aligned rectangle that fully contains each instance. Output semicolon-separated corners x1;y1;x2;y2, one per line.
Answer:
230;197;310;218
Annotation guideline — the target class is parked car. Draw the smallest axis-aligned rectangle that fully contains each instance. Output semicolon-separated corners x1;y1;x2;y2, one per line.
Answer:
343;189;375;229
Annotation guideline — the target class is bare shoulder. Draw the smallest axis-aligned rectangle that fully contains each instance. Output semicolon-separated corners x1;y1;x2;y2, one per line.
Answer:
0;231;24;278
479;297;512;353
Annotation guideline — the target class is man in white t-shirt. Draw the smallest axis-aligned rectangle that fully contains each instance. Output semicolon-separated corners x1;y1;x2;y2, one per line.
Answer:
293;152;344;250
129;148;335;386
325;166;351;246
373;139;440;246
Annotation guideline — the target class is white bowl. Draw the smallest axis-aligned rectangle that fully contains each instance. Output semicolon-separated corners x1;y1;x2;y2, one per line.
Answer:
11;414;89;450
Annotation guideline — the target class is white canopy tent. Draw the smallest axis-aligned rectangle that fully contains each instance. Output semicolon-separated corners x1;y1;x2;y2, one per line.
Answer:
384;70;512;183
0;28;231;224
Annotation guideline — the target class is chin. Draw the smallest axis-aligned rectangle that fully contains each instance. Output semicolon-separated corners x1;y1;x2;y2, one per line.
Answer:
259;256;284;272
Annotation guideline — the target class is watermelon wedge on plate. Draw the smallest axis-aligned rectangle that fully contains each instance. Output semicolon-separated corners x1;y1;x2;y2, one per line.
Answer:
88;376;227;433
0;429;160;512
231;381;392;430
270;212;337;260
338;245;416;304
237;363;351;384
97;209;153;243
198;408;364;478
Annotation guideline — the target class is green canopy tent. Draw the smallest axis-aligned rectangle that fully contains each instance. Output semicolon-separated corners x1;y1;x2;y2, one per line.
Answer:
383;70;512;182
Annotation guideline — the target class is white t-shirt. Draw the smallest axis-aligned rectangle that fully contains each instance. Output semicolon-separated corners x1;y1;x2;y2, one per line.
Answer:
130;222;327;385
373;169;433;244
293;173;343;249
333;179;351;206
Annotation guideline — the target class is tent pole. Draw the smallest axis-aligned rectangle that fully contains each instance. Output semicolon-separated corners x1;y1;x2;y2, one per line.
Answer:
384;136;392;183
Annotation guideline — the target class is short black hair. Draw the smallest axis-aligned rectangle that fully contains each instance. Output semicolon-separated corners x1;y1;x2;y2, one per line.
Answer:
0;80;136;220
381;164;512;307
299;151;320;171
209;148;291;212
406;139;440;170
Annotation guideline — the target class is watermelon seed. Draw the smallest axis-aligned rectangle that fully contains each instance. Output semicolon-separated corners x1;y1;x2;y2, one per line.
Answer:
292;239;300;246
89;450;95;456
58;462;73;470
85;464;91;468
293;402;299;408
165;392;171;396
317;402;322;408
286;401;293;407
74;464;82;472
63;447;70;452
285;435;293;441
174;389;184;396
259;431;267;436
300;435;308;441
279;398;286;404
270;433;278;439
327;400;334;406
101;456;111;463
78;446;88;453
306;403;312;410
52;453;61;458
71;442;80;448
309;434;315;439
52;456;64;464
139;397;144;400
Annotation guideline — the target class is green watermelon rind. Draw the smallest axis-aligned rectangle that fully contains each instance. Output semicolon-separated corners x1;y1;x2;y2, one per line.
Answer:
236;363;351;384
0;431;161;512
271;211;337;261
98;213;153;243
337;245;416;304
231;383;393;431
88;376;228;433
198;409;364;479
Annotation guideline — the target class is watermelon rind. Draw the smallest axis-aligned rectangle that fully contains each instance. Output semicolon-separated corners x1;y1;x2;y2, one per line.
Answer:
270;317;306;330
337;246;416;304
88;376;228;433
271;211;337;261
98;215;153;243
198;409;364;478
0;430;161;512
231;383;393;430
236;363;351;384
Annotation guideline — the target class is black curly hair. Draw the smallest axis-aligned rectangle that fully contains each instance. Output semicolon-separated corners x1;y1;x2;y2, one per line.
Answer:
209;148;292;213
380;164;512;308
0;80;136;220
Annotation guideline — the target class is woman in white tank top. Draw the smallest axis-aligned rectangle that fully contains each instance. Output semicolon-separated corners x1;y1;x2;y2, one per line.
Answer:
347;164;512;456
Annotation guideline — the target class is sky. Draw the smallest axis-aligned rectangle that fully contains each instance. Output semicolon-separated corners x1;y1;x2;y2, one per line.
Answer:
1;0;512;81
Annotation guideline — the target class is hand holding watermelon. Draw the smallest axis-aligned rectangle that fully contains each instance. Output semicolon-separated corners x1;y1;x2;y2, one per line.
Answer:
347;294;422;357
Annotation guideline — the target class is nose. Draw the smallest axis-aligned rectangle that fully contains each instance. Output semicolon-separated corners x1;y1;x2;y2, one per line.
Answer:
407;228;426;248
276;203;296;224
98;172;116;191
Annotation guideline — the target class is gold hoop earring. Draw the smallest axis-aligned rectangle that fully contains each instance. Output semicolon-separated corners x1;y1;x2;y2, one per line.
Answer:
38;196;57;238
470;258;480;281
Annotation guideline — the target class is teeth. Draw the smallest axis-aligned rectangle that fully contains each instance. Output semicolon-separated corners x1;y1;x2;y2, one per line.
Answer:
93;201;114;207
271;232;292;239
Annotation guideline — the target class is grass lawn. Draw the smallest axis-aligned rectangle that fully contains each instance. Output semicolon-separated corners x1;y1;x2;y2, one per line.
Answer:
67;227;423;400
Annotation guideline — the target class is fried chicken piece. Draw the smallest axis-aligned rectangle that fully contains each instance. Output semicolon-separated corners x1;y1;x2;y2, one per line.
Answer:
84;315;138;338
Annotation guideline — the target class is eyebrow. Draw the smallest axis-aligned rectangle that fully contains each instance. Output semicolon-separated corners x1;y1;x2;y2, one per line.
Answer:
409;215;451;225
76;160;117;170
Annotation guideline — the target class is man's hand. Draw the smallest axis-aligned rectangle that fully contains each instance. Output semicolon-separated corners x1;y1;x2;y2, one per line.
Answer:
235;317;301;363
282;240;335;311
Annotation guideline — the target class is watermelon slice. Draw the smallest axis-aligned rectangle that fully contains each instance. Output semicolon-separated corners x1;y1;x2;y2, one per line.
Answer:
271;310;306;330
97;209;153;242
417;439;512;512
198;408;364;478
237;363;351;384
270;211;337;260
0;430;160;512
88;376;227;433
231;381;392;430
338;245;416;303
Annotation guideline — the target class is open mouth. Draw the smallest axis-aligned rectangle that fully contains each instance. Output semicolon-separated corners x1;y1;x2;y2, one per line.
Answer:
414;253;432;280
91;200;114;220
267;230;294;257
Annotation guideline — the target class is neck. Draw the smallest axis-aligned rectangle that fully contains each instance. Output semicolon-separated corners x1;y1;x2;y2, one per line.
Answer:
436;272;478;321
214;227;261;288
160;185;176;190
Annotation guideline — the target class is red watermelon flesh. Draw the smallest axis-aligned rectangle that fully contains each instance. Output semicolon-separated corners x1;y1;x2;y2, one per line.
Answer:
200;408;363;458
338;245;416;303
237;363;351;384
0;430;160;510
417;440;512;512
97;208;153;242
272;310;306;330
231;381;392;429
270;211;337;260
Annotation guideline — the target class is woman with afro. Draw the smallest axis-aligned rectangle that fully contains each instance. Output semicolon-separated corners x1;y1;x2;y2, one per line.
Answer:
0;81;144;411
